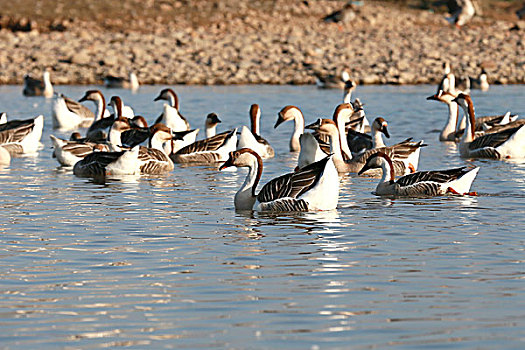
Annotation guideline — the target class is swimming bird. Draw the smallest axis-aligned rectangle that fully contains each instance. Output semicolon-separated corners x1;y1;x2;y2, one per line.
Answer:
220;148;339;211
154;88;190;132
274;105;305;152
170;128;238;164
427;91;521;142
137;124;175;174
237;104;274;159
314;69;351;89
50;135;109;167
23;70;53;98
358;152;479;197
73;145;141;178
0;115;44;155
104;72;139;91
469;68;489;91
51;93;95;130
306;118;422;176
454;93;525;159
79;90;113;141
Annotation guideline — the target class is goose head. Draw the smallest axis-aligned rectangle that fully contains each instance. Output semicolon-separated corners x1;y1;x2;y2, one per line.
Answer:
358;152;392;176
149;123;173;143
333;103;355;124
275;105;302;129
79;90;105;103
154;88;175;102
205;113;221;128
219;148;261;170
372;117;390;138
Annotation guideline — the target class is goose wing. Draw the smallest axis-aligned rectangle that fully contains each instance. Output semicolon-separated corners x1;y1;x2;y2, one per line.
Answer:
469;126;522;151
81;151;126;168
64;96;95;120
0;118;36;132
61;141;103;158
257;156;330;203
347;128;372;155
0;122;34;144
175;130;234;155
396;167;470;187
121;127;151;147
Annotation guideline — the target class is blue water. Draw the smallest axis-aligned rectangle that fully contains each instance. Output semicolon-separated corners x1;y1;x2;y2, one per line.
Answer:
0;84;524;349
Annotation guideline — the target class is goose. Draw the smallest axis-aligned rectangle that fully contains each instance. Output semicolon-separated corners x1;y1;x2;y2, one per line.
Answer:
203;113;221;138
446;0;476;28
170;128;238;164
51;93;95;130
108;96;135;119
0;115;44;155
342;81;371;133
137;124;175;175
358;152;479;197
104;72;139;91
154;88;190;132
469;69;489;91
274;105;305;152
454;93;525;159
79;90;113;141
347;116;392;155
314;69;351;89
219;148;339;211
50;135;109;167
73;145;141;178
427;91;522;141
23;70;53;98
50;116;132;166
0;146;10;165
237;104;274;158
306;118;422;176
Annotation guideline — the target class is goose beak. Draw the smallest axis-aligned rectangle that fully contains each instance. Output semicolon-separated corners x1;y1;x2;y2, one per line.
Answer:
219;157;234;171
305;119;323;131
382;125;390;138
358;163;371;176
274;114;285;129
153;93;163;101
79;95;87;102
426;94;439;101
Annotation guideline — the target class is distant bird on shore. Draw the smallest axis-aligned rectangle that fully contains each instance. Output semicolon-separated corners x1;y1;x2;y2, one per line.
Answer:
23;69;54;98
314;69;351;89
323;1;356;24
104;72;139;91
446;0;477;28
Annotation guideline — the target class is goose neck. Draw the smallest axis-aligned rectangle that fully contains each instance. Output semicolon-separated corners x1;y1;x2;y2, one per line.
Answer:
234;157;261;210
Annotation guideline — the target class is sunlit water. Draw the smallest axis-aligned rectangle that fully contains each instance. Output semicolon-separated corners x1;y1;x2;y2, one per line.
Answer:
0;84;524;349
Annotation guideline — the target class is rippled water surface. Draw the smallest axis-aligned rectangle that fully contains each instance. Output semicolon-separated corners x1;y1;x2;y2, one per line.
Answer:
0;84;524;349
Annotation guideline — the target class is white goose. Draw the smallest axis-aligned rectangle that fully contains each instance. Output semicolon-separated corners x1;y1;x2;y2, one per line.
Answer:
154;88;190;132
359;152;479;197
138;124;174;174
220;148;339;211
0;115;44;155
237;104;274;159
23;70;53;98
454;93;525;159
51;93;95;130
170;128;238;164
306;118;422;176
274;105;305;152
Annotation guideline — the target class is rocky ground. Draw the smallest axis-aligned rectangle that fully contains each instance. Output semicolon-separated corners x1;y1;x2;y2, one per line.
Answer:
0;0;523;86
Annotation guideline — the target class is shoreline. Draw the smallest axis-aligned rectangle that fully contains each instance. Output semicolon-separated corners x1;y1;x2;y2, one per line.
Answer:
1;1;523;86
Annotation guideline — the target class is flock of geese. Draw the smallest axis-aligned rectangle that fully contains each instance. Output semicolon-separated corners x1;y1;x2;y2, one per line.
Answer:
1;67;524;212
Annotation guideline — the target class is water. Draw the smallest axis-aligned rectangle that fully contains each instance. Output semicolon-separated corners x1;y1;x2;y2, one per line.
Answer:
0;84;524;349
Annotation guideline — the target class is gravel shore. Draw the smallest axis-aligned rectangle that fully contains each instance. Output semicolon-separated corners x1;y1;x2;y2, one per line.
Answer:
0;1;523;86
